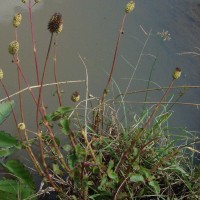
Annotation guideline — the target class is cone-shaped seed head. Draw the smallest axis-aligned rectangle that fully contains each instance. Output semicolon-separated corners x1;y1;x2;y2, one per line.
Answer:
125;1;135;14
8;41;19;55
172;67;181;80
48;13;63;34
13;13;22;28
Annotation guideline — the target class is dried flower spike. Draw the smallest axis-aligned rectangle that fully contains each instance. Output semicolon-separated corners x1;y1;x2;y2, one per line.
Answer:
8;41;19;55
125;1;135;14
71;91;80;102
0;69;3;80
18;123;26;130
48;13;63;34
172;67;181;80
13;13;22;28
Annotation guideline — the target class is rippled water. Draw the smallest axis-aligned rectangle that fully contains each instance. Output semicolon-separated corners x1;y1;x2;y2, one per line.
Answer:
0;0;199;136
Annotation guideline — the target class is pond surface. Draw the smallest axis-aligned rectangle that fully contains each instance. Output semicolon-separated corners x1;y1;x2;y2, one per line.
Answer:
0;0;199;143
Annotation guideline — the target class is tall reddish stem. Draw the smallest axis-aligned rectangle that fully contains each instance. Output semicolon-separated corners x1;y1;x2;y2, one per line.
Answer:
28;0;40;84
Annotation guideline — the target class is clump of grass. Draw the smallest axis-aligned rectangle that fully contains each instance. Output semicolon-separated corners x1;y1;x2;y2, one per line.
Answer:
0;1;199;200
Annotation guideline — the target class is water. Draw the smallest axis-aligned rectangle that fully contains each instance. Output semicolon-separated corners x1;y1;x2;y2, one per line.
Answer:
0;0;199;149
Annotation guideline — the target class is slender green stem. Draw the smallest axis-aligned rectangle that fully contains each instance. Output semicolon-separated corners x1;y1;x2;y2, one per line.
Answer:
144;56;157;106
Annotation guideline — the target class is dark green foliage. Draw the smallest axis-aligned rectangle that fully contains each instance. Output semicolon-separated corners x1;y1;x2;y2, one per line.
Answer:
0;179;36;200
0;131;22;158
44;106;73;122
1;160;35;189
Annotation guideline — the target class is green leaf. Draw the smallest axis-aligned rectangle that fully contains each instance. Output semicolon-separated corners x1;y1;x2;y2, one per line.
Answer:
62;144;72;152
0;147;18;157
57;106;73;114
129;173;145;183
0;179;36;200
149;180;160;194
0;101;15;125
44;106;73;123
171;165;189;176
0;191;17;200
107;160;118;182
60;118;70;135
0;179;18;194
52;163;63;175
0;131;21;148
98;174;108;191
140;167;152;180
2;160;35;189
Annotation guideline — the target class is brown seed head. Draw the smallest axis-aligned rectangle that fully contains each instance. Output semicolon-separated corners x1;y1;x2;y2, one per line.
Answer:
48;13;63;34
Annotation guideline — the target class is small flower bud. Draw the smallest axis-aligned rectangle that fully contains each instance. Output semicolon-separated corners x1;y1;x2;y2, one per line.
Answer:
172;67;181;80
18;123;26;130
13;13;22;28
35;0;40;3
8;41;19;55
71;91;80;102
48;13;63;34
0;69;3;80
21;0;27;3
125;1;135;14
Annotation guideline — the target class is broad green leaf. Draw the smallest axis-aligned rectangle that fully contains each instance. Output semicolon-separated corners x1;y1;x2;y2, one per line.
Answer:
2;160;35;189
0;131;21;148
149;180;160;194
0;101;15;125
0;179;36;200
60;118;70;135
0;191;17;200
129;173;145;183
0;179;18;194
